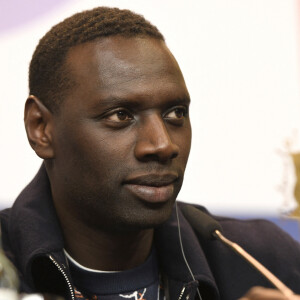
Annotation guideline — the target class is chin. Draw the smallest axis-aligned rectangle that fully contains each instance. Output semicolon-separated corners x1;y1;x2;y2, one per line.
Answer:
78;195;176;232
115;202;175;231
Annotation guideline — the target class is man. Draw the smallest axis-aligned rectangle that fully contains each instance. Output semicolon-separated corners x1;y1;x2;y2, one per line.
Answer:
1;6;300;300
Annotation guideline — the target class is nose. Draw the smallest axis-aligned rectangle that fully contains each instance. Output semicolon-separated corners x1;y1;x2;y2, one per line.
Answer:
134;114;179;162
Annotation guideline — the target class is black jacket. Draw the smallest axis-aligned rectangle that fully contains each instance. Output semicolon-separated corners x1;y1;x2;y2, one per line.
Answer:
1;165;300;300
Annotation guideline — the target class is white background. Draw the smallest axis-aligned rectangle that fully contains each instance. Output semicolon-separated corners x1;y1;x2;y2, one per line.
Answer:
1;0;300;215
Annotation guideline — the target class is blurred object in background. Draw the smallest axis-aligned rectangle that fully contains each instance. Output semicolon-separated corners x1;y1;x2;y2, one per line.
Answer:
21;294;64;299
278;131;300;217
0;289;18;300
0;248;19;290
290;152;300;218
0;226;19;299
276;132;300;241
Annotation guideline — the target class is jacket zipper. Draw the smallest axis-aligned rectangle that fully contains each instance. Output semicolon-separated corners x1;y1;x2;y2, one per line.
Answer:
178;286;186;300
48;254;75;300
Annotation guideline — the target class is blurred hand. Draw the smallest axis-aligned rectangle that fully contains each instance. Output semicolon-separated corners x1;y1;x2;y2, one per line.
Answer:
239;287;300;300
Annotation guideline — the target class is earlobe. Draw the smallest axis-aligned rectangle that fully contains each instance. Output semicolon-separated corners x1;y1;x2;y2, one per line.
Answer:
24;95;55;159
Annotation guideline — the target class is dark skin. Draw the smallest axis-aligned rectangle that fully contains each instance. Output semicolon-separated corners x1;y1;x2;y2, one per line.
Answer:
24;36;191;271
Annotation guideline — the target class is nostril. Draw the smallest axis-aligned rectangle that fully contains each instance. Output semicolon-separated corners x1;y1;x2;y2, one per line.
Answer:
170;152;178;160
134;141;179;162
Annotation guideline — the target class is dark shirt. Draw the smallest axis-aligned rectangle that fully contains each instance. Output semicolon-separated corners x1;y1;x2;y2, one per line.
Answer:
65;249;164;300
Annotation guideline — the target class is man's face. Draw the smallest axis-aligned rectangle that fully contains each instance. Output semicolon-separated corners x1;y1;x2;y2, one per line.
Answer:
50;37;191;231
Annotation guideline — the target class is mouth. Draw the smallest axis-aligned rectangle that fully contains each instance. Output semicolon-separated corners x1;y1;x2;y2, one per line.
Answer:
123;174;178;203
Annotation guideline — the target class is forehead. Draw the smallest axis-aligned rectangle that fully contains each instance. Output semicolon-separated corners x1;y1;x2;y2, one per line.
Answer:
63;36;188;106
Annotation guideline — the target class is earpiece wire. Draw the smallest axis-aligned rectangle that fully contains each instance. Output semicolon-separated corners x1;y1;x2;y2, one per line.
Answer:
175;202;203;300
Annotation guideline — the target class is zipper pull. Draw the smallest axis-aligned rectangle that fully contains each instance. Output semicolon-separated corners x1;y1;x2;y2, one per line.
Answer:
178;287;186;300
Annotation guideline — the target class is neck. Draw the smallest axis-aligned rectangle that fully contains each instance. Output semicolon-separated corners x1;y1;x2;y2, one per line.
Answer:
57;213;154;271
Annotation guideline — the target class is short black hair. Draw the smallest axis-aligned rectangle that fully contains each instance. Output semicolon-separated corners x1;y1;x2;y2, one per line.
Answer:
29;7;164;112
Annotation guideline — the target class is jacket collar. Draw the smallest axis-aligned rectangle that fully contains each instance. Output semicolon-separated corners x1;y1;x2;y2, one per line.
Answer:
9;164;65;282
8;164;219;299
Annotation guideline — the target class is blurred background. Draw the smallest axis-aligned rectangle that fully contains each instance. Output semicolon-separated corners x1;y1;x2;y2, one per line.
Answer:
0;0;300;240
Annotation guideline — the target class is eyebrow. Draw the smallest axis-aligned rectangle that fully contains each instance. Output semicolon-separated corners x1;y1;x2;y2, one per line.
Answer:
91;95;191;110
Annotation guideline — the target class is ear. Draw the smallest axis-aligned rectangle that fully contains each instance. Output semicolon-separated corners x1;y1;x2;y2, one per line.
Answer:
24;95;55;159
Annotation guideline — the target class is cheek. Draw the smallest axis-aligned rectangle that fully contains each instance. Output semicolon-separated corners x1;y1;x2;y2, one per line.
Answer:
172;124;192;162
53;123;135;179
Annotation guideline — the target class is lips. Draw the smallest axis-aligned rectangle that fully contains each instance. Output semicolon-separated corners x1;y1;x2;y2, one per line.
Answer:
123;174;178;203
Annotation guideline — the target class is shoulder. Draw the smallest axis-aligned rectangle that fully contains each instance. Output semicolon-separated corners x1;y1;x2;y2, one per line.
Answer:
0;208;15;261
0;208;12;241
0;208;11;225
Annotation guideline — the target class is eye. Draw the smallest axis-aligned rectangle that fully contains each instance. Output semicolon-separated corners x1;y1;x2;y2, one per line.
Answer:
106;110;133;122
164;106;187;120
